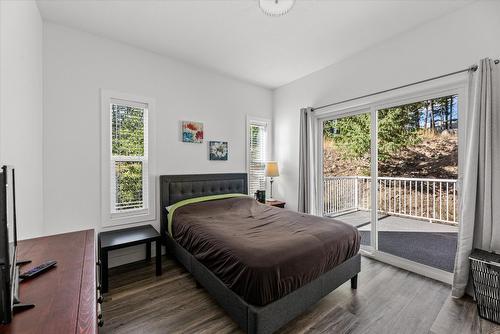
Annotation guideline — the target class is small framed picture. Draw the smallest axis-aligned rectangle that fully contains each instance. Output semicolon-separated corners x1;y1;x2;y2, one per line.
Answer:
182;121;203;143
209;141;228;161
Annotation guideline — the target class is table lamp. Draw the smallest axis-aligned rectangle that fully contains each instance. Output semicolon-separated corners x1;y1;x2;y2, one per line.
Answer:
265;161;279;201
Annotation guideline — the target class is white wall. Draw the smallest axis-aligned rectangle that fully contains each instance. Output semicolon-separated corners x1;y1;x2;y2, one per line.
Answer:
273;1;500;211
43;23;272;265
0;0;44;239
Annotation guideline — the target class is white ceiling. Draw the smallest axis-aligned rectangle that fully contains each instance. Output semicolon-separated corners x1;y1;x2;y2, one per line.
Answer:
37;0;472;89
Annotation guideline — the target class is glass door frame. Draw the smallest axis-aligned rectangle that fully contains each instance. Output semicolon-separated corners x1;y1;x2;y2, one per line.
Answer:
313;75;468;284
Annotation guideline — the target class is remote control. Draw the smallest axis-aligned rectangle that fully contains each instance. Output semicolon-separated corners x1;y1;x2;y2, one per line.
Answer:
19;260;57;280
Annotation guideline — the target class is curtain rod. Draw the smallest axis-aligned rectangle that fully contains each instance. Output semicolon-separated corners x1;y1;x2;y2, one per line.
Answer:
311;59;499;112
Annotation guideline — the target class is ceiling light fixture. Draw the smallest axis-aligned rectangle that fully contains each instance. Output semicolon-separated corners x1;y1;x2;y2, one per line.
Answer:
259;0;295;17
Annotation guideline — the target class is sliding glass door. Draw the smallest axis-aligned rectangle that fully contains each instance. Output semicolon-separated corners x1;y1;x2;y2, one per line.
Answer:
376;95;459;273
322;110;373;248
320;92;461;277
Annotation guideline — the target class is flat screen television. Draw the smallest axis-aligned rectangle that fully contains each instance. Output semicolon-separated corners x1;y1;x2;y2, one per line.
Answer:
0;165;18;324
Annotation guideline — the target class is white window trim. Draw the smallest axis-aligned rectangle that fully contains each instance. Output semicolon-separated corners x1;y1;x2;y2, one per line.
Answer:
101;90;157;227
246;116;272;195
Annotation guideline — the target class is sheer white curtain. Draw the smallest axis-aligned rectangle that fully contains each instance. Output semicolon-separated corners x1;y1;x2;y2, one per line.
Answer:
452;58;500;297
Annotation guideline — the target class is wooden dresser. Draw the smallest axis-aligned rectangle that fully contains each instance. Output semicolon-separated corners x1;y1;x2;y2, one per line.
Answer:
1;230;98;334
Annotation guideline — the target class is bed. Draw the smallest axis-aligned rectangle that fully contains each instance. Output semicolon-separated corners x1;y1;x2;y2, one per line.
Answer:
160;173;361;334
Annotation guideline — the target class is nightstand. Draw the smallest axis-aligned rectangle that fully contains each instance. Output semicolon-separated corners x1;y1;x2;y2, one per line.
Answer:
98;225;162;293
266;200;286;208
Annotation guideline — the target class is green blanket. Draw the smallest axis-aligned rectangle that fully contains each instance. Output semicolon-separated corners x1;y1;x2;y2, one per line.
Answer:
167;193;249;236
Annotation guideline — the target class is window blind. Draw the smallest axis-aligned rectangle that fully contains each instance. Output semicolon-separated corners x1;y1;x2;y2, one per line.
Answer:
248;122;267;195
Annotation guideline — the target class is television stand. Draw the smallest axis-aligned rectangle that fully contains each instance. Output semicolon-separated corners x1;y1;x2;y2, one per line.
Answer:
16;259;31;266
11;267;35;314
2;230;97;333
12;302;34;314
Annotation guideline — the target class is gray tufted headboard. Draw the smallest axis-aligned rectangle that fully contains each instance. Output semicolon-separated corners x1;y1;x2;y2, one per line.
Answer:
159;173;248;238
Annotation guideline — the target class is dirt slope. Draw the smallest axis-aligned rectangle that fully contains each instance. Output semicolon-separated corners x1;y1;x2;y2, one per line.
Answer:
323;131;458;179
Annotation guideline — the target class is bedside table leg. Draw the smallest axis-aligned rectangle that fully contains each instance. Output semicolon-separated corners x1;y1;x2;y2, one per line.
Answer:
101;250;109;293
146;241;151;261
155;240;162;276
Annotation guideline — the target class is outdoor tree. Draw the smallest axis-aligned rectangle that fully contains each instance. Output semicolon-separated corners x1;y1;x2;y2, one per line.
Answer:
323;94;458;164
377;103;421;160
324;113;371;160
324;107;419;161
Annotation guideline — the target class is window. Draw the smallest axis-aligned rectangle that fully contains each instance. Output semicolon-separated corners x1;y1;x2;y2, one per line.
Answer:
101;91;156;226
247;118;270;195
110;101;148;212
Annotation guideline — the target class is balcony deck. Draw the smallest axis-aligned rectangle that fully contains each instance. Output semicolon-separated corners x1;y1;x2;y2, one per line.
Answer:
328;210;458;272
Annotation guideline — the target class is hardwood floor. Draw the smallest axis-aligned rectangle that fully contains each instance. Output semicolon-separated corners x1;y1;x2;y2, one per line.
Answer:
101;255;500;334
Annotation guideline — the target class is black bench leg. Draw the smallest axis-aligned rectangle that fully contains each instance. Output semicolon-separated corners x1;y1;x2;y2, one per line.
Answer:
196;281;202;289
351;274;358;289
155;240;162;276
146;241;151;261
101;250;109;293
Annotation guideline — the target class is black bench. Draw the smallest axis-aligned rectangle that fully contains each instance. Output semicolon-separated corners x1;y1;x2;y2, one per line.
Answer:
98;225;162;293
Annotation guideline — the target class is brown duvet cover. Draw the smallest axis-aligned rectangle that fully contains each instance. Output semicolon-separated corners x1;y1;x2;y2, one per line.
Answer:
171;196;360;306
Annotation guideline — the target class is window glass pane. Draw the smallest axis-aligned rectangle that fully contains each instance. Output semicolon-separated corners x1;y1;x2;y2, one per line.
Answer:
322;112;372;247
115;161;143;211
249;123;266;195
377;94;458;272
111;104;145;156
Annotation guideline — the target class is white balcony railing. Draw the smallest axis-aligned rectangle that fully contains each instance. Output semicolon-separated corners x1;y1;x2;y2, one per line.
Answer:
323;176;458;225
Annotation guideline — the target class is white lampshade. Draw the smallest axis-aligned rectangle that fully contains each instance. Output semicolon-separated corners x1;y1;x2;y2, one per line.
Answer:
265;161;280;177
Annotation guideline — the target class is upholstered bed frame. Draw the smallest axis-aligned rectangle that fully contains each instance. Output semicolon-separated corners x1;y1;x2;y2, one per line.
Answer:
160;173;360;334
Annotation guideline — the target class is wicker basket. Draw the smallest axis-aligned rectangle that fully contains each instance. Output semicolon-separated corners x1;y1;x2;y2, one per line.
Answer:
469;249;500;324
